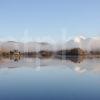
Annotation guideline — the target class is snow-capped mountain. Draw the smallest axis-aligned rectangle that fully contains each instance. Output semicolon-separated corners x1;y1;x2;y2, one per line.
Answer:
0;41;24;52
0;41;53;52
0;36;100;52
55;36;90;50
56;36;100;51
24;42;54;52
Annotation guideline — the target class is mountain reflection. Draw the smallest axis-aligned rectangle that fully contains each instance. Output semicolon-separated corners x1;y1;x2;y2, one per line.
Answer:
0;55;85;63
0;56;100;74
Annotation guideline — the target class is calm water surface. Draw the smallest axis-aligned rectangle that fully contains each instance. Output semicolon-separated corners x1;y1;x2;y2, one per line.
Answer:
0;57;100;100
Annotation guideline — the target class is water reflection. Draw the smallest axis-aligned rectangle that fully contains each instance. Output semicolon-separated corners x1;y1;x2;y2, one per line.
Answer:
0;55;100;74
0;56;100;100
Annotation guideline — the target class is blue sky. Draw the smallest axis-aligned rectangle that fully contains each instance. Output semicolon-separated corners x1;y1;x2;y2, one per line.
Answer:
0;0;100;42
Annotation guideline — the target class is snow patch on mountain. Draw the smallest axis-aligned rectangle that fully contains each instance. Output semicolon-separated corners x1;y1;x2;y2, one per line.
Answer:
0;36;100;52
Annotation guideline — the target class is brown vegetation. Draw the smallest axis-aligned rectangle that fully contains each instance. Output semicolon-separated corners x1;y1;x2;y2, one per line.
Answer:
0;48;100;59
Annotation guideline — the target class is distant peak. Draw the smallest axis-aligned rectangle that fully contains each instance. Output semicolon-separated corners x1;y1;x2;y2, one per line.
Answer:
74;36;86;43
